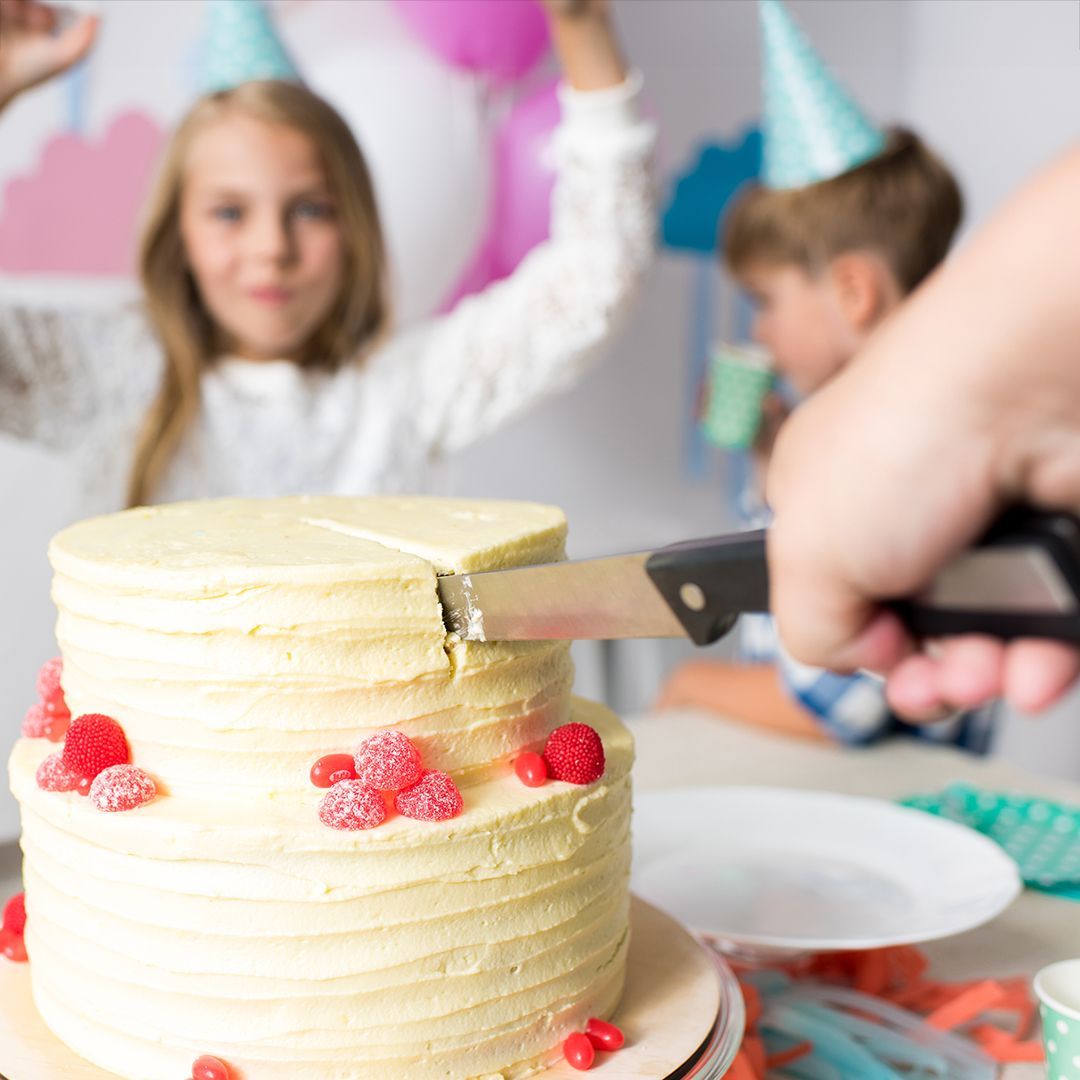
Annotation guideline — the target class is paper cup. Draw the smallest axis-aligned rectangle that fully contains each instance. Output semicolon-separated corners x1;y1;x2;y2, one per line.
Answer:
1034;959;1080;1076
701;344;775;451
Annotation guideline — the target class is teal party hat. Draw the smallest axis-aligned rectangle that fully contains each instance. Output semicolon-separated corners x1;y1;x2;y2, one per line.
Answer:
759;0;885;190
201;0;301;94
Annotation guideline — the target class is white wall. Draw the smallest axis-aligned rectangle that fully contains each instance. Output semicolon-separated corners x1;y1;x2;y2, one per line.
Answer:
2;0;1078;838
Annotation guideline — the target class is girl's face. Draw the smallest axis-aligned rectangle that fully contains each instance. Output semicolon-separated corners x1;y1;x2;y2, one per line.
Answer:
180;113;345;361
738;261;859;396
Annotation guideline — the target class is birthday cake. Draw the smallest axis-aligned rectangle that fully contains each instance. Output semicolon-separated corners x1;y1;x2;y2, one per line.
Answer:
6;496;634;1079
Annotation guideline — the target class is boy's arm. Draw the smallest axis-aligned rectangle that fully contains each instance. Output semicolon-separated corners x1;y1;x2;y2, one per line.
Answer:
656;660;831;742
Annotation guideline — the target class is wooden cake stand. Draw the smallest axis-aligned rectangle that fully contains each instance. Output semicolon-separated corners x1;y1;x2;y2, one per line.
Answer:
0;896;736;1080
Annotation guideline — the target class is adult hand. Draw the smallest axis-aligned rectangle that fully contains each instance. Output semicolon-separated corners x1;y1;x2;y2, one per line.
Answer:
766;145;1080;719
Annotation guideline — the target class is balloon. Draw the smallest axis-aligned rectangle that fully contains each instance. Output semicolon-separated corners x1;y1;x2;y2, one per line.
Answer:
306;36;492;325
490;78;560;278
439;78;561;308
391;0;550;83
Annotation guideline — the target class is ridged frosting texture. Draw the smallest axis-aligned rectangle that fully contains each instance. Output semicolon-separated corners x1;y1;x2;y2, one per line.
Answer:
9;496;634;1079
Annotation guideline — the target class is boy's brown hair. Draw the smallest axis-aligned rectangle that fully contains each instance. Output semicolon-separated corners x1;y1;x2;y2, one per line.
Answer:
724;127;963;295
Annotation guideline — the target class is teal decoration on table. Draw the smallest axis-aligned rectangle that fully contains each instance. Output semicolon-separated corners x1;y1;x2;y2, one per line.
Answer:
902;783;1080;893
759;0;885;189
201;0;301;94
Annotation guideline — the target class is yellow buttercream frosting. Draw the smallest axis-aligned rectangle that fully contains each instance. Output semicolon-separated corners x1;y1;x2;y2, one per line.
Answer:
8;496;634;1079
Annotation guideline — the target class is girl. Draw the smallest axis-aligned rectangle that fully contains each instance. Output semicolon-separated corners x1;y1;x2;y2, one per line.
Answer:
0;0;654;510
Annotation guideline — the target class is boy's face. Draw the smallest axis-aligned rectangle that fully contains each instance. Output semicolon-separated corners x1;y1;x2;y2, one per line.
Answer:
739;261;862;396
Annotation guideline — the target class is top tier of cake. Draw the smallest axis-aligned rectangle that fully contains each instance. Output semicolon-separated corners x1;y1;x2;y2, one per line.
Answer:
49;496;574;801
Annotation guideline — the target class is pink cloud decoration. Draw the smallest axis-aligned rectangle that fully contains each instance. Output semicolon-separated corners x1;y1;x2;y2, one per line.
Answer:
0;112;165;276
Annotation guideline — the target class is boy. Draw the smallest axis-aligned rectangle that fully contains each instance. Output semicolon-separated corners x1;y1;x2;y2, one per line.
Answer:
660;1;981;748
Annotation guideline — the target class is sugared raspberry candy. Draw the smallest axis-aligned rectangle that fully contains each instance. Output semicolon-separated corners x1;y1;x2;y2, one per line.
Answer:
585;1017;624;1051
543;723;605;786
62;713;129;779
563;1032;596;1070
192;1055;231;1080
21;703;49;739
310;753;357;788
514;751;548;787
36;657;63;704
0;929;27;963
36;753;81;792
394;770;463;822
318;781;386;830
89;765;156;813
2;893;25;937
354;730;422;792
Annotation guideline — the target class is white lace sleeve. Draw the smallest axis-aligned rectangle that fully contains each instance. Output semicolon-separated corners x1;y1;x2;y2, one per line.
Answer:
411;71;656;457
0;299;157;450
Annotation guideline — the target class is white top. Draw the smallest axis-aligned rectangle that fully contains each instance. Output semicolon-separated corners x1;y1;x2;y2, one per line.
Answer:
0;75;655;512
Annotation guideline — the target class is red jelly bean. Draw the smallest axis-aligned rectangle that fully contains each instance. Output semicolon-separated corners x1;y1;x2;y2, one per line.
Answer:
585;1017;625;1051
514;752;548;787
42;711;70;743
192;1056;231;1080
310;754;356;788
76;776;92;797
0;929;27;963
564;1032;595;1070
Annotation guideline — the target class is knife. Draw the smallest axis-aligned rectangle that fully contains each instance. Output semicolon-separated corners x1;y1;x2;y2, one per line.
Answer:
437;506;1080;646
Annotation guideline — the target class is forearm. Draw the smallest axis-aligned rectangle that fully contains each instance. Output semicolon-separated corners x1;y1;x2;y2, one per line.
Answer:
659;661;830;742
548;3;626;91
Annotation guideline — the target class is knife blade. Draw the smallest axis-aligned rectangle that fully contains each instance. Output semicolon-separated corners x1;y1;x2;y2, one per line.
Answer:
437;507;1080;647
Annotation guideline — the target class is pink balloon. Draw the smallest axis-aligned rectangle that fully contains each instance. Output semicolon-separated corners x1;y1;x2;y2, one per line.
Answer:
392;0;550;83
439;78;561;310
490;78;560;278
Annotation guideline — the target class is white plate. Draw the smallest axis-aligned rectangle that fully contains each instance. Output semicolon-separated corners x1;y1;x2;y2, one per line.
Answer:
632;787;1022;954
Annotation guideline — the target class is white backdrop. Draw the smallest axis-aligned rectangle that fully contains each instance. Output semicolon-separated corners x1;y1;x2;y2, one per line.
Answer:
2;0;1078;839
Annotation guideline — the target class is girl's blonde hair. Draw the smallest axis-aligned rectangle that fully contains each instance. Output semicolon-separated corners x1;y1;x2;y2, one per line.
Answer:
129;80;389;508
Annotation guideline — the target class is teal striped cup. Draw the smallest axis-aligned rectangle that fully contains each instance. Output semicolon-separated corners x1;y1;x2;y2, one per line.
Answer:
1035;959;1080;1076
701;343;775;451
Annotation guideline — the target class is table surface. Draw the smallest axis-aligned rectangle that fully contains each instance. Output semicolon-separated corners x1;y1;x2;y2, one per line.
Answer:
628;708;1080;1079
4;709;1074;1079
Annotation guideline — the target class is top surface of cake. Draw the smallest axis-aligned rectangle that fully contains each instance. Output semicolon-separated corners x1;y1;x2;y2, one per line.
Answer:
50;495;567;584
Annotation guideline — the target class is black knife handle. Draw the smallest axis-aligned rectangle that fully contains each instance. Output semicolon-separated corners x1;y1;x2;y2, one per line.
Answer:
892;506;1080;643
645;507;1080;647
645;530;768;646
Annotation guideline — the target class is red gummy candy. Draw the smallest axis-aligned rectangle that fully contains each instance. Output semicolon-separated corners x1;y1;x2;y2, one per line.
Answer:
354;730;423;792
89;765;156;813
310;753;357;788
76;776;92;797
0;928;27;963
36;657;63;704
43;711;70;743
2;894;25;937
192;1055;231;1080
514;751;548;787
394;770;463;822
318;781;386;831
543;723;605;785
564;1032;596;1070
21;703;49;739
585;1017;625;1051
62;713;129;779
36;753;81;792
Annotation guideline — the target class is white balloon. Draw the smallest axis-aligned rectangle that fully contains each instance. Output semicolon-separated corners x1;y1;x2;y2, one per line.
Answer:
294;3;492;325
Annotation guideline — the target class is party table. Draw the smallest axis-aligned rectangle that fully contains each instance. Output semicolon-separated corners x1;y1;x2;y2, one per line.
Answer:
628;708;1080;1079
